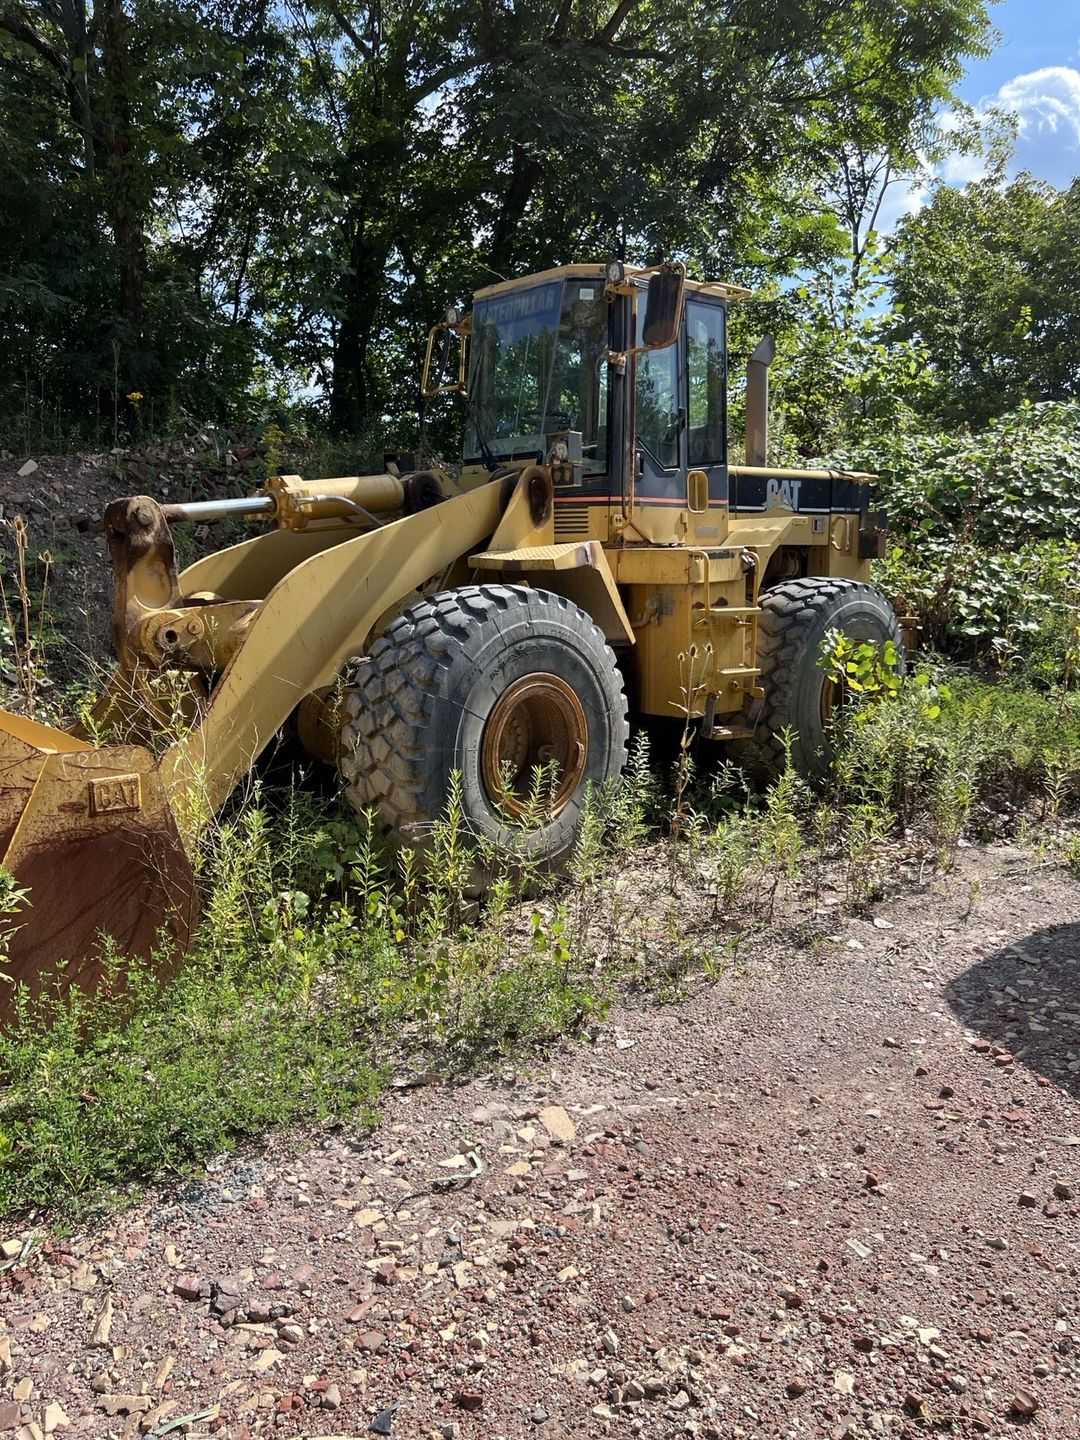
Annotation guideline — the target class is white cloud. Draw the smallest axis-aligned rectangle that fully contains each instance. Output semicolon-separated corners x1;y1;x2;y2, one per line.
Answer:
940;149;988;185
997;65;1080;145
878;66;1080;230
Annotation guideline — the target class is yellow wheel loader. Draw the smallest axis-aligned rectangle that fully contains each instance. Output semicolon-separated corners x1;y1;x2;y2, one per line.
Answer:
0;260;898;1013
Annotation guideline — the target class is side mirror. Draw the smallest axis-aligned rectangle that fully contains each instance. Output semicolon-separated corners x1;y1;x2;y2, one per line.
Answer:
641;263;685;349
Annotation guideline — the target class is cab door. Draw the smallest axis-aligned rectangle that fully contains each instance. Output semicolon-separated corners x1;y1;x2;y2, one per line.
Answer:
630;300;686;542
683;298;729;543
630;293;729;543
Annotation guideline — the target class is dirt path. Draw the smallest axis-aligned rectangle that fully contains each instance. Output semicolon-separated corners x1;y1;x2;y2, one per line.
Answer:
3;847;1080;1440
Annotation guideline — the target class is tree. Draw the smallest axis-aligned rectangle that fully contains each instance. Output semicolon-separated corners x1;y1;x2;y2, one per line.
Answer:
0;0;994;445
888;168;1080;424
0;0;296;430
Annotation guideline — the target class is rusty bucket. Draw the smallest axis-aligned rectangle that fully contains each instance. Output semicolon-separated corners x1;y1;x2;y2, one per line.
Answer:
0;710;196;1021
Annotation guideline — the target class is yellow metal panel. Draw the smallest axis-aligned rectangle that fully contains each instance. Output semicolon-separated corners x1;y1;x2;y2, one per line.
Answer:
807;548;870;582
474;264;749;303
729;464;873;482
0;710;91;754
179;525;360;601
610;548;743;586
470;543;589;570
725;514;804;548
485;466;554;551
633;587;694;715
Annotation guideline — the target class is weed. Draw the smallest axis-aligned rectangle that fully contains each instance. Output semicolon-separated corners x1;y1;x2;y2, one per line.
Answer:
753;733;807;919
0;518;52;717
0;772;613;1222
667;645;712;892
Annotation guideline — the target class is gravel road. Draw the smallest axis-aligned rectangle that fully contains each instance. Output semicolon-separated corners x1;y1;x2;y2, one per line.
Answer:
2;846;1079;1440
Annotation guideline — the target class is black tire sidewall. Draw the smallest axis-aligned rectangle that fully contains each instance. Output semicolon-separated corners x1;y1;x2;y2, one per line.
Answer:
783;587;900;775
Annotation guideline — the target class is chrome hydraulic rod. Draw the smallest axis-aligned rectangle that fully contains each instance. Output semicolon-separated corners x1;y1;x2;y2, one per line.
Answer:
161;495;277;523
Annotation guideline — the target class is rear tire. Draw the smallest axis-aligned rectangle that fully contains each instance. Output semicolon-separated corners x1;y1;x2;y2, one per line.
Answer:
735;577;902;780
339;584;629;867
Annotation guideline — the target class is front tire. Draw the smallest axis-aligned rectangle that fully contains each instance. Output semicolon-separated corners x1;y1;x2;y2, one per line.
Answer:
739;577;902;779
339;584;629;867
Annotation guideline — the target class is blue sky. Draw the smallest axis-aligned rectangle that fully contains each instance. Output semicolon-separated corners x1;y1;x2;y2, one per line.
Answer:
953;0;1080;187
875;1;1080;229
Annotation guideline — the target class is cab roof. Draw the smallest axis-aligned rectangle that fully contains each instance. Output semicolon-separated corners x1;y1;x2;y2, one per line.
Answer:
472;263;750;303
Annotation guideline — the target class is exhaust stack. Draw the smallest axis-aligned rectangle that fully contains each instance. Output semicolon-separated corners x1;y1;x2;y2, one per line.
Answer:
745;335;776;467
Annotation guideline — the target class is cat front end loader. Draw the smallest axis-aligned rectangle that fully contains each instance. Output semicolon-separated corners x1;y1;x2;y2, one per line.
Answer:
0;261;897;1012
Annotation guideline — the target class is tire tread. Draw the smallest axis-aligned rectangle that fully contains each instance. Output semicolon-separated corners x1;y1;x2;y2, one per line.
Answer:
339;584;628;845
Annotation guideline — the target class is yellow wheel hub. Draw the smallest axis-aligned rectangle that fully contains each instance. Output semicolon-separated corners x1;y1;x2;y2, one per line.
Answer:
481;673;588;817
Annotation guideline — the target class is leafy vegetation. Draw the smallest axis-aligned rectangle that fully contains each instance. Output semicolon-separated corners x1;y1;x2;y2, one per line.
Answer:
890;167;1080;425
843;401;1080;679
1;0;992;447
3;658;1079;1223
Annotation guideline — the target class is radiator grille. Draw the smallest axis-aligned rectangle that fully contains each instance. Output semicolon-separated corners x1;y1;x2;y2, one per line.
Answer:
553;504;589;538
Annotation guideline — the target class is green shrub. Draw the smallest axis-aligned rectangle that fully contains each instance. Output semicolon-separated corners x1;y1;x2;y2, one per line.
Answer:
0;786;608;1223
868;401;1080;548
827;401;1080;681
828;666;1080;842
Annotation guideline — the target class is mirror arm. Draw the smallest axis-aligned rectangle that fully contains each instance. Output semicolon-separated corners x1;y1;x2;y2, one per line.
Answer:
421;318;471;400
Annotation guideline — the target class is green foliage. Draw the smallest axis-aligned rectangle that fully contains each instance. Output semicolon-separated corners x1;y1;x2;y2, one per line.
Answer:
889;170;1080;424
0;0;992;446
828;667;1080;847
745;249;942;461
867;400;1080;546
820;632;903;700
0;869;30;989
848;400;1080;676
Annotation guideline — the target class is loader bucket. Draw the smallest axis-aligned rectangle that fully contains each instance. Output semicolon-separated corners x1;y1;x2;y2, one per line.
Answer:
0;710;196;1021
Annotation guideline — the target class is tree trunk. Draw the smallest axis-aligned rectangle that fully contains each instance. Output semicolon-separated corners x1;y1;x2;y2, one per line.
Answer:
330;224;392;434
488;143;542;279
99;0;148;391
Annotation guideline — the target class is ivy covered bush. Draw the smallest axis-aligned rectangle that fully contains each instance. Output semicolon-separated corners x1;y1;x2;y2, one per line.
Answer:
832;401;1080;682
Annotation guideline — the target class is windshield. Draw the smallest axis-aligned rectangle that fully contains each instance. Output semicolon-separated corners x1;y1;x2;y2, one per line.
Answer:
466;280;608;474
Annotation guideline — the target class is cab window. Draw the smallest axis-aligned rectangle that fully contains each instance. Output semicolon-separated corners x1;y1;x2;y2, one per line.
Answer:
635;301;679;468
467;280;607;473
686;300;726;465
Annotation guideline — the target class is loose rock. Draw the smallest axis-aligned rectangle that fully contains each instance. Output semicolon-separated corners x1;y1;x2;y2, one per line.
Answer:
539;1106;576;1143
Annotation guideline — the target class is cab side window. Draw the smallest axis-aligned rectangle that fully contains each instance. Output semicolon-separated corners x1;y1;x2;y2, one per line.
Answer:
635;309;680;468
686;301;726;465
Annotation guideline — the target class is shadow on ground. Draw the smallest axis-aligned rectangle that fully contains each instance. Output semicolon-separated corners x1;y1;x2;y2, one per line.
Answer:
945;921;1080;1101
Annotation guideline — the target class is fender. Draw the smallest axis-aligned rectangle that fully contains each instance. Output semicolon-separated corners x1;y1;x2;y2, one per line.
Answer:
468;539;635;646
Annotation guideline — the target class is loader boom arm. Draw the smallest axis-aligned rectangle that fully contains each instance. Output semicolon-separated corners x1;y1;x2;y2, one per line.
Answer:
160;478;506;824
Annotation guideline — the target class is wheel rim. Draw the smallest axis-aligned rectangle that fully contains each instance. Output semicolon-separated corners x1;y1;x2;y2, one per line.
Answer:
481;673;588;817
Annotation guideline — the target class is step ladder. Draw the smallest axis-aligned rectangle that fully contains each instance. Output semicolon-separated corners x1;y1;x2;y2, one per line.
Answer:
693;597;764;740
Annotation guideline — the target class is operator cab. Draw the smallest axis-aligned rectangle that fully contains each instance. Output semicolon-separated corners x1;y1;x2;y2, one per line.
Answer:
435;263;750;544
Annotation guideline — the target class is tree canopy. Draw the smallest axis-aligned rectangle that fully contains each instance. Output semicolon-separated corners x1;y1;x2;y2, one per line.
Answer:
0;0;991;447
888;168;1080;424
